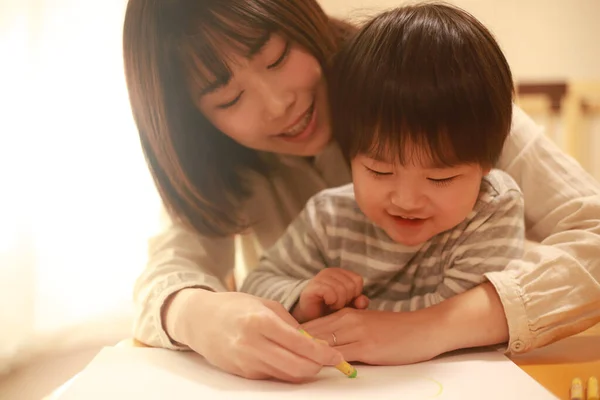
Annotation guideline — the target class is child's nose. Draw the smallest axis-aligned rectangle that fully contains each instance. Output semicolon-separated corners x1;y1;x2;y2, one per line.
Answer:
390;188;425;211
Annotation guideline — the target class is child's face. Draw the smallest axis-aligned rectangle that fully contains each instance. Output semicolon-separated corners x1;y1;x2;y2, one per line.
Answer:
351;151;489;246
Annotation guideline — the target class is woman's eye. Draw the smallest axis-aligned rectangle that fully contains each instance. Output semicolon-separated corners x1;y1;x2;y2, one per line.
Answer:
216;91;244;109
428;176;457;186
267;41;291;69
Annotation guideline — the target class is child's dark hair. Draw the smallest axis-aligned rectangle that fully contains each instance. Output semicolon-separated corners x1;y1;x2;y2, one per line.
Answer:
330;3;514;168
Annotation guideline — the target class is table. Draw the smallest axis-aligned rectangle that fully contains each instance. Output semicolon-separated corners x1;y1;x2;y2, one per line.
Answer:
511;323;600;399
45;324;600;400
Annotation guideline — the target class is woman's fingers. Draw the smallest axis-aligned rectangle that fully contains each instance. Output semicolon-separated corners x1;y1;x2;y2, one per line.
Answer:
308;326;349;347
326;328;354;347
228;302;343;382
263;300;301;327
301;314;353;346
334;342;363;363
254;340;323;382
301;308;372;345
261;312;343;367
301;309;345;333
256;360;308;383
235;335;319;382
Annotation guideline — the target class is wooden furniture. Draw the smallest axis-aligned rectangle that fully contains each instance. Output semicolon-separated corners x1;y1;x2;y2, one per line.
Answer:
516;80;600;176
560;81;600;173
512;324;600;399
44;324;600;400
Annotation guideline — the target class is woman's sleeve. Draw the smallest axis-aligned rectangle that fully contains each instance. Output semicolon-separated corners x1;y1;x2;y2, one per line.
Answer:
132;205;234;350
486;105;600;354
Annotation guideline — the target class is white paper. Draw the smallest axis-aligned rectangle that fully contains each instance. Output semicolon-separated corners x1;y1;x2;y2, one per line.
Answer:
57;347;557;399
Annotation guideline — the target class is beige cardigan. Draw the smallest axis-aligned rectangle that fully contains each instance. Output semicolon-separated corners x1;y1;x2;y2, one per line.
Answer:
132;106;600;355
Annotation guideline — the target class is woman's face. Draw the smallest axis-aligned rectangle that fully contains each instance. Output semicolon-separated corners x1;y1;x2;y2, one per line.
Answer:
194;33;331;157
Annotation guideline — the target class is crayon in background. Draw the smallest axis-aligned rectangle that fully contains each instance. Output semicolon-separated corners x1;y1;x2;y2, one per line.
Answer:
588;376;599;400
570;377;583;400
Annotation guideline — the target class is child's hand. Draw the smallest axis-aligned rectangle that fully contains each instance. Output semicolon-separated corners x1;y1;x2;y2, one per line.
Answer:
292;268;368;323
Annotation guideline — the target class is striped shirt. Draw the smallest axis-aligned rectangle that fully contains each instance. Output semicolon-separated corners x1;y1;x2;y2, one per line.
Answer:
241;169;525;312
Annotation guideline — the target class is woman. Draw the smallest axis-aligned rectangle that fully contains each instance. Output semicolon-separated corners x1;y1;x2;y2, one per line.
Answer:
122;0;600;382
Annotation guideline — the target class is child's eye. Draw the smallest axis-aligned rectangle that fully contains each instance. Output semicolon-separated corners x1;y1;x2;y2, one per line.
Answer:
366;166;393;177
216;91;244;109
267;41;291;69
428;176;457;187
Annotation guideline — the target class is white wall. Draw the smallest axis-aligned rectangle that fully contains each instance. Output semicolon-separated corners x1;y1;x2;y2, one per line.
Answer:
319;0;600;82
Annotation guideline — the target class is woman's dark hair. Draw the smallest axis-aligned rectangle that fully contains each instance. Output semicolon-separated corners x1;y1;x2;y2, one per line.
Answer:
330;3;514;168
123;0;354;237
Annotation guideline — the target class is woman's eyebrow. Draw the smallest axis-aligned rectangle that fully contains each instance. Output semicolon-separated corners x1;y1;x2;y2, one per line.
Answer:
199;32;273;97
200;77;230;96
246;31;272;59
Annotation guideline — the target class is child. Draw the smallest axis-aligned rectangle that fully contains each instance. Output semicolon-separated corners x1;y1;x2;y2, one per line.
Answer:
240;3;524;325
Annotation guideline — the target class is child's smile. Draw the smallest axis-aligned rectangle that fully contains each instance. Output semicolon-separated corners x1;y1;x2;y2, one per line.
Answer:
351;151;489;246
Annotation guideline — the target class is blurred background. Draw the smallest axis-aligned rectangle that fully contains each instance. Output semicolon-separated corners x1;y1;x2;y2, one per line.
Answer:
0;0;599;398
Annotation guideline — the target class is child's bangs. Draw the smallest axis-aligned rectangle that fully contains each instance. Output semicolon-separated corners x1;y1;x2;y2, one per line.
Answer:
352;97;463;168
339;56;500;168
177;4;276;95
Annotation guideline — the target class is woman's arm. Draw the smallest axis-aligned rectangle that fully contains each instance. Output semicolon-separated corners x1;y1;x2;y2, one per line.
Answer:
488;105;600;353
435;282;510;350
133;205;234;349
134;205;344;382
300;283;509;365
301;107;600;365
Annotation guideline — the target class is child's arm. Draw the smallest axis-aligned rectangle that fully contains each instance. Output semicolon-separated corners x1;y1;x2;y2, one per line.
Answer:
370;188;525;312
240;204;325;311
241;196;366;322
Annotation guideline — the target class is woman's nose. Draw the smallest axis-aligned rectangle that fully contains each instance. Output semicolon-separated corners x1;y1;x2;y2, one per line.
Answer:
256;79;295;122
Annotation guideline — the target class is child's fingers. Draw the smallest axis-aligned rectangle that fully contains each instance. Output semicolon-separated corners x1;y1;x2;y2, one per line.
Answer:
312;281;339;307
352;294;370;309
329;272;360;302
322;271;363;308
322;268;364;300
319;277;351;310
336;269;364;298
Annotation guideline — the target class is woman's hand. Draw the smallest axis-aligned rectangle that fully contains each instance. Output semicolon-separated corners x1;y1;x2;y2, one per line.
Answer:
300;283;511;366
300;308;445;365
165;289;344;382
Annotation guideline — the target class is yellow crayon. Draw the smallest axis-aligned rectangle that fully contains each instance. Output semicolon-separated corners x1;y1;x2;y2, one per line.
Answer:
298;329;357;378
570;377;583;400
588;376;599;400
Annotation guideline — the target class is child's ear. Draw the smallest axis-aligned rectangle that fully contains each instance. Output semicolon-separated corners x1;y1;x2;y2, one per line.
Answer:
482;166;492;176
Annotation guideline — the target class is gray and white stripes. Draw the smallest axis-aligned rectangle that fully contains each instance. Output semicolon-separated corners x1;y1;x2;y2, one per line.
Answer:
241;169;525;313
